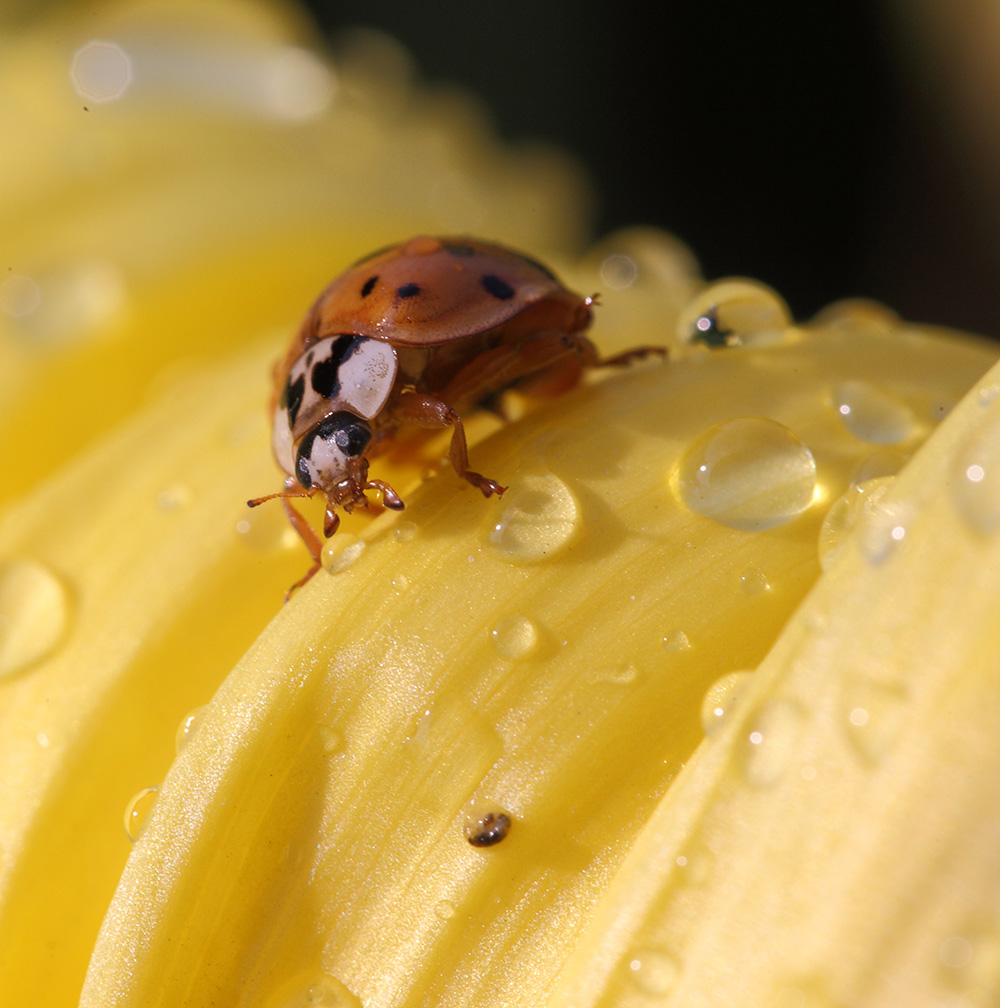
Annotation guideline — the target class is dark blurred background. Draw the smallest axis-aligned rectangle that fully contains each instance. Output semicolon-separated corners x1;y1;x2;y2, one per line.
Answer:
303;0;1000;337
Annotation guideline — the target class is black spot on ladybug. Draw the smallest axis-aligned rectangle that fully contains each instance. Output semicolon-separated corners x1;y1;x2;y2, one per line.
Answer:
360;275;378;298
481;274;515;301
396;283;422;299
283;374;305;427
315;412;371;457
465;810;512;848
311;335;363;400
444;243;475;257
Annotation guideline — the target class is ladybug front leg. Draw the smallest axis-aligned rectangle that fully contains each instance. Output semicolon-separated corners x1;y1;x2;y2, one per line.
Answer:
394;391;506;498
280;496;328;600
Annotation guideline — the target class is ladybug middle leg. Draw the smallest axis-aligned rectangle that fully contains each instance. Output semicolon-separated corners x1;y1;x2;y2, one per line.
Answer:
394;391;506;498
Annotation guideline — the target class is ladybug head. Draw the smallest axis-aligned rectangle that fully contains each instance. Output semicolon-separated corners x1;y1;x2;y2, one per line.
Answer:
294;411;372;503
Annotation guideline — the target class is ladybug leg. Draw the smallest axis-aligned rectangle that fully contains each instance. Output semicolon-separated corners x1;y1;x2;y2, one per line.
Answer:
364;478;405;510
395;391;506;498
280;495;327;600
595;345;668;367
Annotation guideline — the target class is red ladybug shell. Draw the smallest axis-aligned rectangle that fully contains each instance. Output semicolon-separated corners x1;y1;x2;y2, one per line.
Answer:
297;235;585;350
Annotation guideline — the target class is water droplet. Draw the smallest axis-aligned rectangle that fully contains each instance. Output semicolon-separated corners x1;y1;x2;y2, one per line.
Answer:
940;935;973;969
850;449;906;485
317;726;342;755
391;573;410;591
592;662;639;686
818;476;894;571
70;40;132;103
434;899;457;920
0;560;70;680
740;699;804;786
599;253;639;290
486;472;580;563
123;786;158;842
950;409;1000;535
662;629;691;653
323;536;365;573
175;706;205;753
465;806;512;848
271;972;362;1008
394;520;417;542
856;492;914;565
157;483;192;512
841;676;908;764
812;297;899;334
625;947;680;996
739;566;771;594
701;670;753;736
491;614;540;660
676;278;791;348
832;380;914;445
236;506;297;552
674;418;816;530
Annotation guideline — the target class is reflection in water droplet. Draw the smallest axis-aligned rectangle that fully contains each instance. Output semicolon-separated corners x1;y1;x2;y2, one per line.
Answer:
674;418;816;530
701;670;753;736
841;676;908;764
175;706;205;753
739;566;771;594
272;972;362;1008
71;40;133;102
487;473;580;563
676;278;791;348
740;699;804;786
818;476;894;570
662;629;691;653
491;614;540;660
0;560;70;680
833;380;914;445
123;786;158;842
951;409;1000;535
626;947;680;996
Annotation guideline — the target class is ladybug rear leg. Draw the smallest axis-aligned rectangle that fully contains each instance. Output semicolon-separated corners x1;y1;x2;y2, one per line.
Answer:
395;391;506;498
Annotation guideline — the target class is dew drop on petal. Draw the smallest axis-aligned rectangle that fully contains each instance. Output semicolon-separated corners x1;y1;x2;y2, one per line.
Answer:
0;560;71;680
487;473;580;562
625;947;681;996
950;408;1000;535
123;786;158;842
832;380;914;445
674;418;816;530
739;566;771;594
676;278;791;348
700;670;753;736
273;972;362;1008
856;492;914;565
841;676;908;764
175;706;205;753
818;476;894;571
323;536;365;573
491;614;540;660
394;519;418;542
739;699;804;787
70;40;132;103
662;629;691;653
434;899;457;920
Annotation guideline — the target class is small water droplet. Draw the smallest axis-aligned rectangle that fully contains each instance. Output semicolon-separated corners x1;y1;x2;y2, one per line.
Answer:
676;278;791;348
856;492;914;565
740;699;804;786
592;662;639;686
486;472;580;563
323;536;365;573
674;418;817;530
841;676;908;763
0;560;70;679
833;380;914;445
850;449;906;485
317;726;342;755
625;947;680;996
812;297;899;334
157;483;192;512
394;520;417;542
739;566;771;594
662;629;691;653
123;785;158;842
271;972;362;1008
464;806;512;848
236;506;297;552
701;670;753;736
434;899;457;920
391;573;410;591
950;409;1000;535
818;476;894;570
491;614;540;660
175;706;205;753
71;40;133;102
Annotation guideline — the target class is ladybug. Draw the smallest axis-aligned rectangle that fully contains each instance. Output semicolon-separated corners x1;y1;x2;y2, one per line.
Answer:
248;235;664;596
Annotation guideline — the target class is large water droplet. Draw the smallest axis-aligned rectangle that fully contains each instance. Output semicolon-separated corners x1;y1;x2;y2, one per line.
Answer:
701;670;753;736
0;560;70;679
491;614;540;660
950;408;1000;535
674;418;816;530
740;699;804;786
123;786;158;842
487;473;580;562
676;278;791;348
818;476;894;570
625;947;681;996
833;380;914;445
